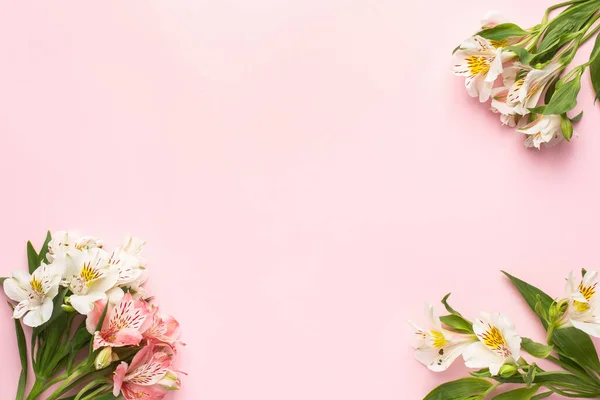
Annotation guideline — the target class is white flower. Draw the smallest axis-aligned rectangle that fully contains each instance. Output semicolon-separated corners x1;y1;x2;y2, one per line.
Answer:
509;62;563;115
410;305;477;372
454;36;507;102
47;230;102;262
560;271;600;337
517;114;565;149
60;248;119;315
3;263;64;327
481;11;508;29
110;236;147;287
463;312;521;376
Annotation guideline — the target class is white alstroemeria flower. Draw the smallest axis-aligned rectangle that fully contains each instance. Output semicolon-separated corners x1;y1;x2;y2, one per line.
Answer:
60;247;118;315
481;11;508;29
410;305;477;372
517;114;565;149
454;36;507;102
559;271;600;337
47;230;103;263
111;236;147;287
3;263;64;327
509;62;563;115
463;312;521;376
491;68;518;127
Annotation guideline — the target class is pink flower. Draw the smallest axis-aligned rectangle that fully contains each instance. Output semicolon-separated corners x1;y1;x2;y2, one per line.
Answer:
86;292;151;350
143;306;184;348
113;343;177;400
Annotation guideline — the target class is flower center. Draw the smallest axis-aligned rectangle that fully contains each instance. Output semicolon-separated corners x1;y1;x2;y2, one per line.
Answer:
30;278;44;295
580;283;596;301
479;325;510;357
466;56;491;76
428;330;448;348
574;300;590;312
81;262;102;284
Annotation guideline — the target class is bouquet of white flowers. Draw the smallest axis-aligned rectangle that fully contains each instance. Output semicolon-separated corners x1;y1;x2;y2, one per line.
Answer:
1;231;185;400
453;1;600;149
413;270;600;399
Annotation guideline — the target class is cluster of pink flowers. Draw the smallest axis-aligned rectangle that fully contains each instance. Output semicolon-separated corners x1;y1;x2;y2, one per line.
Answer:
87;293;185;399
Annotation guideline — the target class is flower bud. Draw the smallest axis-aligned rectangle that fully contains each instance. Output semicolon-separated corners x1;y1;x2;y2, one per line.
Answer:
499;364;518;378
94;347;113;370
61;304;75;312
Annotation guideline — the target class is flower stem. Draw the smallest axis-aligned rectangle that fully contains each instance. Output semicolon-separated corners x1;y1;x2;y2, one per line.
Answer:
79;385;111;400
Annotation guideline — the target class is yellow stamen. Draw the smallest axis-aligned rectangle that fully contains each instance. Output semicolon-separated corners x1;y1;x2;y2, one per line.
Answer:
466;56;491;76
429;330;448;348
30;278;44;294
481;326;506;350
80;262;101;283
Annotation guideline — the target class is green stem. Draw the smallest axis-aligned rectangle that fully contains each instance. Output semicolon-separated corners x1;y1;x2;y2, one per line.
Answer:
483;382;501;398
79;385;111;400
74;380;105;400
543;0;592;24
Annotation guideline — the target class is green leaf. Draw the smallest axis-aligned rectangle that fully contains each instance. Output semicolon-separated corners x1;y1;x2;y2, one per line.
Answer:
571;111;584;122
521;338;552;359
492;386;539;400
502;271;554;329
27;241;39;274
544;77;559;104
477;23;528;41
441;293;463;317
423;378;493;400
530;393;552;400
537;1;600;60
11;304;28;400
440;315;474;334
560;114;574;141
552;327;600;372
590;33;600;102
469;368;492;378
37;231;52;265
543;76;581;115
507;46;533;65
0;277;6;285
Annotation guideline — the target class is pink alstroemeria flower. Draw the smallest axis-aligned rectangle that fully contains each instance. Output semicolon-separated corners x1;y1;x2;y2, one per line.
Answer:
143;306;184;348
86;292;151;350
113;343;177;400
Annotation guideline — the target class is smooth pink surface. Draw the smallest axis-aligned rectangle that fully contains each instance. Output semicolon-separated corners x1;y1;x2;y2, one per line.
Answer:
0;1;599;399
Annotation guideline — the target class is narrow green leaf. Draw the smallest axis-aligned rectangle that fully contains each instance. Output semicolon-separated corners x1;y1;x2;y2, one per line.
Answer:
492;386;539;400
531;393;552;400
521;338;552;359
571;111;584;123
11;305;28;400
469;368;492;378
26;241;39;274
423;378;493;400
37;231;52;265
537;1;600;58
590;32;600;102
441;293;463;317
544;77;559;104
440;315;474;334
552;327;600;372
477;23;528;41
502;271;554;329
543;76;581;115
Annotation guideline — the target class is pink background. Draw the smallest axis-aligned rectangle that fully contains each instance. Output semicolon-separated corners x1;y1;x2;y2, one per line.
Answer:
0;0;598;399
